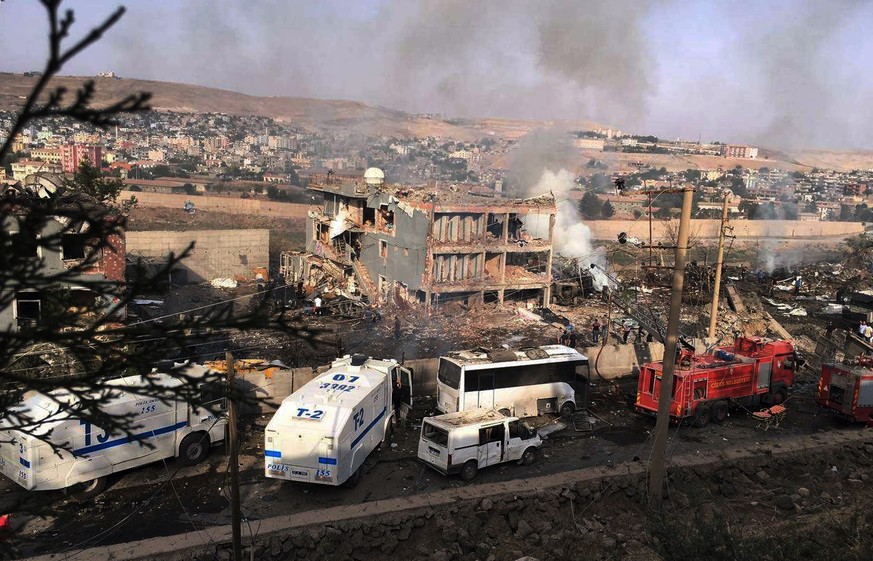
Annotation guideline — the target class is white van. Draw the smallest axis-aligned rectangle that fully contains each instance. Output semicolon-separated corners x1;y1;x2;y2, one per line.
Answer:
264;354;413;488
0;364;226;498
418;408;541;481
436;345;589;417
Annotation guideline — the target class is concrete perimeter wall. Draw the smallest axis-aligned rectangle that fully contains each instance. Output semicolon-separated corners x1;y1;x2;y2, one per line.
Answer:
122;190;309;219
126;229;269;282
586;219;863;241
236;345;651;415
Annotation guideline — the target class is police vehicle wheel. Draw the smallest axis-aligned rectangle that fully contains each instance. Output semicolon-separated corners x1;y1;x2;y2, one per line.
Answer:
521;447;538;466
378;422;393;450
460;460;478;482
560;402;576;416
694;405;711;428
343;466;363;489
178;432;210;466
70;476;107;501
710;400;729;424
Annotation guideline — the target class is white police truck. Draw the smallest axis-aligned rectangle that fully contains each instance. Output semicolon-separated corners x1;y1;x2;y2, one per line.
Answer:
0;364;226;498
264;354;413;487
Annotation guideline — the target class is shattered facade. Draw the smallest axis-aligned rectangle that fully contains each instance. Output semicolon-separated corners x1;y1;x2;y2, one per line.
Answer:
304;172;555;306
0;211;126;331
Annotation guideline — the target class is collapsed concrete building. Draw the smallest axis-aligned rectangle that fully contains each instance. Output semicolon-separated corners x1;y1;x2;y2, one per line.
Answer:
296;169;556;307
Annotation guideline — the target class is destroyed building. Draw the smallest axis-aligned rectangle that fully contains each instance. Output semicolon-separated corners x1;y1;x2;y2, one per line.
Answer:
299;168;556;306
0;175;126;330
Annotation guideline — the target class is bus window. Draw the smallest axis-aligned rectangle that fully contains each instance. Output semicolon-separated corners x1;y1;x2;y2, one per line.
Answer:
479;373;494;392
438;360;461;389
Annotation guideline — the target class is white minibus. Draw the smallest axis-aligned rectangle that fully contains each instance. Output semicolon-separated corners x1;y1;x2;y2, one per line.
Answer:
436;345;589;417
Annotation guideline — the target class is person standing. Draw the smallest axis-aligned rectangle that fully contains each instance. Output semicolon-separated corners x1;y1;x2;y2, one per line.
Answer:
392;379;410;427
313;295;323;316
622;321;632;344
566;325;578;348
600;320;609;343
592;319;601;344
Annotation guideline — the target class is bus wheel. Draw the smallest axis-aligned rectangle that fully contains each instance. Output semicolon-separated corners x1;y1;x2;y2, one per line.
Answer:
70;476;107;501
521;447;538;466
694;404;711;428
460;461;478;482
343;466;363;488
498;408;511;417
710;400;729;424
178;432;210;466
560;401;576;416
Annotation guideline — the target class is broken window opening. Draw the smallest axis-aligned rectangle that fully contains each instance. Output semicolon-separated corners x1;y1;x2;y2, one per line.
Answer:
9;231;39;258
15;291;42;327
485;253;502;279
363;206;376;227
378;205;395;230
379;240;388;258
507;214;524;241
486;214;505;240
61;233;89;260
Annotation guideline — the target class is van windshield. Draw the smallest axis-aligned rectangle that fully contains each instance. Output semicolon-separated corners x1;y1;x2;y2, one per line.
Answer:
422;422;448;446
437;359;461;390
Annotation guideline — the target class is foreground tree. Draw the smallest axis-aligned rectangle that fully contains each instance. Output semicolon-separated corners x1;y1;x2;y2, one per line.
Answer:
0;1;290;486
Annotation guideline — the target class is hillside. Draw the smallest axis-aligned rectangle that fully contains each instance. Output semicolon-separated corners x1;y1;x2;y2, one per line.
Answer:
0;73;592;141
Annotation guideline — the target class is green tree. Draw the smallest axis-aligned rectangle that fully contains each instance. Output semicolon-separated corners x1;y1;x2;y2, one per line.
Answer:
578;191;604;219
183;183;197;196
65;159;124;203
602;200;615;218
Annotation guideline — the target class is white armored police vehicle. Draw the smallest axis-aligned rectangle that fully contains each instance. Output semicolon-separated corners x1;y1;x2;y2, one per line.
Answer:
418;408;542;481
0;364;226;498
264;354;413;487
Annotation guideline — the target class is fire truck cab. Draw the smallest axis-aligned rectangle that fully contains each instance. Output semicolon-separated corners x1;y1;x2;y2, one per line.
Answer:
636;337;797;427
817;360;873;425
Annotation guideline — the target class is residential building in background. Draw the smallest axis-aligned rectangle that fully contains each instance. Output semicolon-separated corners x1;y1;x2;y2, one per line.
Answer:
61;144;103;173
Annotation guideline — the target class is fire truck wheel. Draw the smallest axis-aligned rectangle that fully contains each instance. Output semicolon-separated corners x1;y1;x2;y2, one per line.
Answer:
772;386;788;405
560;401;576;416
460;460;479;482
694;404;711;428
178;432;210;466
70;476;107;501
710;401;729;424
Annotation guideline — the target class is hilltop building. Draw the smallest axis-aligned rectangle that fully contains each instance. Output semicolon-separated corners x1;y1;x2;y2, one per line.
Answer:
298;169;556;307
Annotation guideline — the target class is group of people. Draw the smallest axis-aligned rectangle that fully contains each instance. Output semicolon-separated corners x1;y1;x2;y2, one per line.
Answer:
558;318;653;349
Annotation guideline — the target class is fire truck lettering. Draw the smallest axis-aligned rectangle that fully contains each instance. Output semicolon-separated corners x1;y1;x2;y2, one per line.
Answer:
711;375;751;389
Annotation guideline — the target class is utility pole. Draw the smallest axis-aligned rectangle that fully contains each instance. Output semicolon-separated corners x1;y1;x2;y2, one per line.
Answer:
707;192;731;339
225;352;243;561
648;186;694;507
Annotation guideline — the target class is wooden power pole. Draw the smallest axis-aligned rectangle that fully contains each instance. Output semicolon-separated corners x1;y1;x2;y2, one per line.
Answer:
648;186;694;506
708;192;731;339
225;352;243;561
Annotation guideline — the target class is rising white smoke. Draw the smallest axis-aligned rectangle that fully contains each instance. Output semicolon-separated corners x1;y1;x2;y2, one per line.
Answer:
528;169;612;290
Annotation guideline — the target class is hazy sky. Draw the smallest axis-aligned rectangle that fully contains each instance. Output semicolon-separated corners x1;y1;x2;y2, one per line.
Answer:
2;0;872;149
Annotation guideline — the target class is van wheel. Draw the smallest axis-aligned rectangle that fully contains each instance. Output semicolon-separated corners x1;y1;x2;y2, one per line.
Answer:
710;400;729;424
178;432;210;466
343;466;363;489
560;401;576;416
460;461;478;482
69;476;107;501
694;404;711;428
498;408;511;417
521;447;538;466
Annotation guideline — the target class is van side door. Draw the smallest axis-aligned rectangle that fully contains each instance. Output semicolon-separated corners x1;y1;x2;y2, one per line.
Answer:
505;420;526;462
476;423;505;468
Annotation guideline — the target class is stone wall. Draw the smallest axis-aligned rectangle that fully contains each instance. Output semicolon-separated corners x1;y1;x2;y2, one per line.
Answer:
122;191;308;219
585;219;863;241
125;229;269;282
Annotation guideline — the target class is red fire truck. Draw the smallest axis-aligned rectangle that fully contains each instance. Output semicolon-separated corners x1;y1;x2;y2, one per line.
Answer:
816;359;873;425
635;337;798;427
